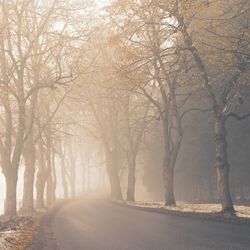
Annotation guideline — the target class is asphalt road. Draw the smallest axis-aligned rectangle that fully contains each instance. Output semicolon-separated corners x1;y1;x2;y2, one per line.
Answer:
53;199;250;250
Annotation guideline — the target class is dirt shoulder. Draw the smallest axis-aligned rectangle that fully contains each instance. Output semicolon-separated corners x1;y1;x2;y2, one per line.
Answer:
25;201;68;250
0;215;41;250
113;200;250;225
0;201;67;250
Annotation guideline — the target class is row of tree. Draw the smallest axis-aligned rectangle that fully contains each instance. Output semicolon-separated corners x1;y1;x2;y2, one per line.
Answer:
0;0;250;217
0;0;95;216
97;0;250;214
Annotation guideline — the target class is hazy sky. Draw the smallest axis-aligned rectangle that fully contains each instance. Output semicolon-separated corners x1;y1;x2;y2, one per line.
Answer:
97;0;112;7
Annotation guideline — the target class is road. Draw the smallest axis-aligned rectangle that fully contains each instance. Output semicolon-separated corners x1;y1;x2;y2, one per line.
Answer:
51;199;250;250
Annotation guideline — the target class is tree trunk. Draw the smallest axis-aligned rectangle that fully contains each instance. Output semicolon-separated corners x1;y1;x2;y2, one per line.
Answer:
207;172;214;202
126;156;136;201
239;186;244;201
68;143;76;197
82;165;85;194
87;161;90;192
70;167;76;197
230;184;236;202
46;149;56;207
36;170;47;209
21;141;36;213
5;171;18;216
51;148;57;202
163;159;176;206
21;157;35;213
162;117;176;206
106;149;123;200
108;170;123;200
80;154;86;194
44;126;56;207
61;156;68;199
214;117;234;213
36;139;47;209
46;174;56;207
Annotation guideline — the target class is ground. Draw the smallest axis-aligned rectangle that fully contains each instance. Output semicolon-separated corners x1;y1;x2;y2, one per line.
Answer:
0;215;39;249
2;198;250;249
121;200;250;220
27;198;250;250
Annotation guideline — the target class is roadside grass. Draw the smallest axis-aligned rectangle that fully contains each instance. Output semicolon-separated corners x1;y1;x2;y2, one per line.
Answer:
127;201;250;218
114;200;250;224
0;214;43;249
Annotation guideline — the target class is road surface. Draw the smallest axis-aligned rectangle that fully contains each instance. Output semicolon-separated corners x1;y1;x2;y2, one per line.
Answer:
51;199;250;250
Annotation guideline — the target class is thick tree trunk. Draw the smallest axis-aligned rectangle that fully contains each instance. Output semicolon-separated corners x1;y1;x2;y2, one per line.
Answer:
3;103;25;216
46;174;56;207
44;126;56;207
163;160;176;206
214;117;234;213
36;139;47;209
21;143;35;213
230;184;236;202
5;170;18;216
21;159;35;213
106;149;123;200
162;117;176;206
207;171;216;202
46;149;56;207
36;171;47;209
108;171;123;200
126;156;136;201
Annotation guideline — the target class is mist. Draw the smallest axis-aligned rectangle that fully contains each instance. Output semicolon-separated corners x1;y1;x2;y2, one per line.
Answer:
0;0;250;249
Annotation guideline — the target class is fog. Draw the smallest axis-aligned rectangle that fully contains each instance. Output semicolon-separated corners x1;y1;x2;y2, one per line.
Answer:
0;0;250;220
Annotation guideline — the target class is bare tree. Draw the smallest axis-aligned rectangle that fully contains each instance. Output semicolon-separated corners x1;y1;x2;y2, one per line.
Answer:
119;92;151;201
157;0;250;213
109;0;190;205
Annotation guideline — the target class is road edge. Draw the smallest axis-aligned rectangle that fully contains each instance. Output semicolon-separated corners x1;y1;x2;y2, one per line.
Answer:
110;200;250;226
25;200;69;250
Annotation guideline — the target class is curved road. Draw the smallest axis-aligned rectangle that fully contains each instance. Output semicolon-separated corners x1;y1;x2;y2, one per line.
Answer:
53;199;250;250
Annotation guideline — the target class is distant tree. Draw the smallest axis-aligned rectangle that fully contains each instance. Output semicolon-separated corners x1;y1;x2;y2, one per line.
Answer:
109;0;194;205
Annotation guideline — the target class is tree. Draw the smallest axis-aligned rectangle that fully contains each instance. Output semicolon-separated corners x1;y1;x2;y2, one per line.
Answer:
120;93;151;201
0;0;87;215
157;0;250;213
109;0;191;205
